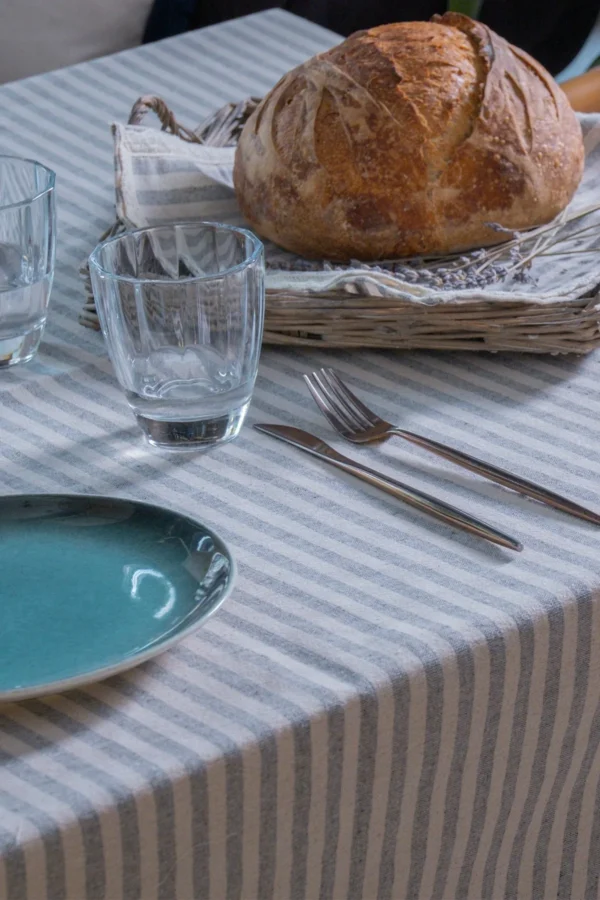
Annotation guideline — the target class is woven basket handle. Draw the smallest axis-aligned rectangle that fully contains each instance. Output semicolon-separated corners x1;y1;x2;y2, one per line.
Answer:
127;94;263;148
128;95;201;143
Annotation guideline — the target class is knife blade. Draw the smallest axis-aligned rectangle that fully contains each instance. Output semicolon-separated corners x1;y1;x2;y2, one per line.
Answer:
254;423;523;552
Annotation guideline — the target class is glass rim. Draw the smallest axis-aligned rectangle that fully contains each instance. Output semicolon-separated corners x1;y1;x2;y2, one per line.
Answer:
0;155;56;211
88;221;264;285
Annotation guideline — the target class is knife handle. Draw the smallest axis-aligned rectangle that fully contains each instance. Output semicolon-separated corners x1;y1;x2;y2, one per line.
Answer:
330;454;523;552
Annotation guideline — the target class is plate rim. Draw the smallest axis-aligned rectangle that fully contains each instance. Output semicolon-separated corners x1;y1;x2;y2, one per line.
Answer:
0;492;237;703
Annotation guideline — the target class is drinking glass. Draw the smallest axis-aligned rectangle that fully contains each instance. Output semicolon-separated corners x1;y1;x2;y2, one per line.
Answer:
89;222;265;451
0;156;56;366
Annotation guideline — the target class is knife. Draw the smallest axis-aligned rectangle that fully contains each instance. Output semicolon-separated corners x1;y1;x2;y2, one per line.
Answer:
255;423;523;552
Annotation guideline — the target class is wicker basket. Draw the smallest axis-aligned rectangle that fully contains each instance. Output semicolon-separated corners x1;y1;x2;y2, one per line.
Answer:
80;96;600;354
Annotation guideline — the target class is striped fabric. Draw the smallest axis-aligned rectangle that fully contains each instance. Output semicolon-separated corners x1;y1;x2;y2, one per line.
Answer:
1;10;600;899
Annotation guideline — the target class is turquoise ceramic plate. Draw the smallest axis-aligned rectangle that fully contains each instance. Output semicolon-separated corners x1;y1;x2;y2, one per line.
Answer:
0;494;235;702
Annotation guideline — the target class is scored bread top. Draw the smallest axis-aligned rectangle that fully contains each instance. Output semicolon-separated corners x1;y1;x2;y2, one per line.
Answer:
234;13;584;261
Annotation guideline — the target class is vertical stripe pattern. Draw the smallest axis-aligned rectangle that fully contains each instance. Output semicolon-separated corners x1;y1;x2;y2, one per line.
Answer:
2;10;600;899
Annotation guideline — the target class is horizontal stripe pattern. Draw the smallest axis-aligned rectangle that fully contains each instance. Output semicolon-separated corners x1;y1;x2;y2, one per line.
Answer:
2;10;600;900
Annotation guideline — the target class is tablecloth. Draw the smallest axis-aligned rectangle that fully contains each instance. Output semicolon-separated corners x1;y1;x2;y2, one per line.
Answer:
1;10;600;900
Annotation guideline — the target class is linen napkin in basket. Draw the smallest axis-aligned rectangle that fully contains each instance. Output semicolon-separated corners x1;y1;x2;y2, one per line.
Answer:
112;113;600;306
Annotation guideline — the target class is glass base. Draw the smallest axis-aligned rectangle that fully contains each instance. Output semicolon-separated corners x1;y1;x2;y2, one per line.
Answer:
0;323;44;368
136;402;250;452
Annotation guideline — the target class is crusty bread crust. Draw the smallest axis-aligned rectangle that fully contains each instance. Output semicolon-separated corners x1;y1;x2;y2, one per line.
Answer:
233;13;584;261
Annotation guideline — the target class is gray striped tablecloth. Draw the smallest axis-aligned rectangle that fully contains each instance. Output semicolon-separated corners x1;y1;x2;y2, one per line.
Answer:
1;11;600;900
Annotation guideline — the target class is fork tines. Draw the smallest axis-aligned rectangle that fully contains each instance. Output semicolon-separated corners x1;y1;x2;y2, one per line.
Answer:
304;368;380;436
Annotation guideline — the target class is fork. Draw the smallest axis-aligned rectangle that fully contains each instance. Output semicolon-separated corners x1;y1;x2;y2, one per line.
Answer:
304;368;600;526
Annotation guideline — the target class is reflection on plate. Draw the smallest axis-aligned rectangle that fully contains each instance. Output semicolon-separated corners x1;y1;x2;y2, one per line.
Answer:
0;494;235;701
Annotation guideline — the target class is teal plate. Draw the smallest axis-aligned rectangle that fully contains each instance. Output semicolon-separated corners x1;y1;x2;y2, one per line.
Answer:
0;495;235;702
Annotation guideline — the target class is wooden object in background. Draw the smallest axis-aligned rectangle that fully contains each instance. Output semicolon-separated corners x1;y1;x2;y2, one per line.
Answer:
562;68;600;113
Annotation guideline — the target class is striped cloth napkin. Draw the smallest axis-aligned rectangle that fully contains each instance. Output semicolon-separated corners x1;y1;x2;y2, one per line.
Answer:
112;113;600;306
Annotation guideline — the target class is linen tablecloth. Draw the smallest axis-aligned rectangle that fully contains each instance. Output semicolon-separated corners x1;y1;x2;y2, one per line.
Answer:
1;11;600;900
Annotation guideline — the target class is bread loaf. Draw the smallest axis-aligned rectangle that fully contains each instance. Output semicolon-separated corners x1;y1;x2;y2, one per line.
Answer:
233;13;584;261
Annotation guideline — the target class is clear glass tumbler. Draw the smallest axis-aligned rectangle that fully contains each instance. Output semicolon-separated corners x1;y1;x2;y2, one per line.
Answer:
0;156;56;366
89;222;265;451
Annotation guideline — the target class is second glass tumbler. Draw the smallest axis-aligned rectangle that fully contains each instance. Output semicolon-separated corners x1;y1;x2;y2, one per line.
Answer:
89;222;265;451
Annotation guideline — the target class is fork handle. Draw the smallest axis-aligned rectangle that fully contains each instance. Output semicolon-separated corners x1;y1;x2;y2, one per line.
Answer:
392;429;600;526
